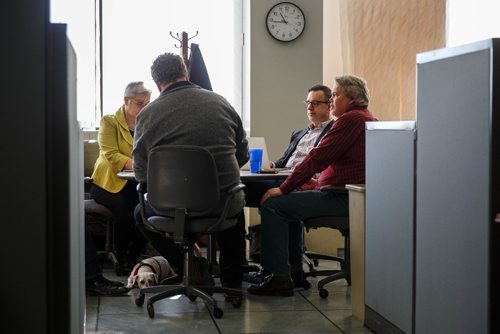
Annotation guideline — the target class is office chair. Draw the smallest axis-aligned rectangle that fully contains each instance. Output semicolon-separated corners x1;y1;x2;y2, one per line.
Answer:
84;198;119;267
302;190;351;298
83;140;119;270
135;145;245;319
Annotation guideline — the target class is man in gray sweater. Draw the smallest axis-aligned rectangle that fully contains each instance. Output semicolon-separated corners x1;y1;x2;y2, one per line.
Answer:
133;52;249;289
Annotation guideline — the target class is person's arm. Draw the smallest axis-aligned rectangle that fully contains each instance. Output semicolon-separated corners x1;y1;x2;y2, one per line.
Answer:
98;116;130;172
279;113;364;194
132;113;148;183
234;112;249;168
273;129;305;168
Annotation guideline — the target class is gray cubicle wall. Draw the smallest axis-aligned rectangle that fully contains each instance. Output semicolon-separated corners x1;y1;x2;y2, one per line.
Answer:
365;121;416;334
415;39;500;334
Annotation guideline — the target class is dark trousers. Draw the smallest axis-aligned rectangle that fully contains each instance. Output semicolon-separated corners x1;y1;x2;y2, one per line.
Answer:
85;224;101;280
90;182;146;261
134;202;246;287
243;179;284;207
260;189;349;277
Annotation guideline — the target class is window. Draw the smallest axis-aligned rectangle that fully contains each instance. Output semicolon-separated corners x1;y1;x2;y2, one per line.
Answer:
447;0;500;47
50;0;97;128
50;0;242;128
102;0;243;119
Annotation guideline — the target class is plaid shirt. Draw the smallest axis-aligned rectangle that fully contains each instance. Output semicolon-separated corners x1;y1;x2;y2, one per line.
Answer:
280;107;376;193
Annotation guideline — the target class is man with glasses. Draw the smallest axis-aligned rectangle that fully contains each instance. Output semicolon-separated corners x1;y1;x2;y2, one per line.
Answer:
248;75;376;296
272;84;334;169
244;84;333;208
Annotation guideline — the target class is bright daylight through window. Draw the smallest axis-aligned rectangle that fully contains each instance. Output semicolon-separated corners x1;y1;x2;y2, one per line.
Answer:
51;0;242;129
447;0;500;47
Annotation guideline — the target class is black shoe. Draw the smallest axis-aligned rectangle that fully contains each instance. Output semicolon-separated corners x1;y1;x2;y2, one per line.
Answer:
222;284;243;302
98;275;125;287
86;275;130;296
247;275;294;297
291;270;305;288
243;270;271;284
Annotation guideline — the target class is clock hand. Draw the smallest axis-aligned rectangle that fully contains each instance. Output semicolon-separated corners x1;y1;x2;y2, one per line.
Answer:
270;19;286;23
279;12;288;24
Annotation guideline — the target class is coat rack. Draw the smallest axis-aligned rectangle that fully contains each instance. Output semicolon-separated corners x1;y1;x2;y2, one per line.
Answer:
169;31;199;68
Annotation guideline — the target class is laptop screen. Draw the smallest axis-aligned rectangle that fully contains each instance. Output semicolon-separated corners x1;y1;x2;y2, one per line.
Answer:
240;137;270;170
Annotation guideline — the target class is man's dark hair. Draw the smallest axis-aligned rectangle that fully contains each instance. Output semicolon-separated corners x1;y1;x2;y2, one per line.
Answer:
150;53;188;85
308;84;332;101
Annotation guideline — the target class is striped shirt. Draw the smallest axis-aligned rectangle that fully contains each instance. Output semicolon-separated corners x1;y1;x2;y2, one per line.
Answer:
285;120;332;168
280;107;376;194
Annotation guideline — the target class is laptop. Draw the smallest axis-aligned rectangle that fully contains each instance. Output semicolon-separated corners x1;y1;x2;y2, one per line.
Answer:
241;137;270;170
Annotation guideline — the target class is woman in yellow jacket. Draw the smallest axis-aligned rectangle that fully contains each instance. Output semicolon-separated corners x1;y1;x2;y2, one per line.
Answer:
90;81;151;275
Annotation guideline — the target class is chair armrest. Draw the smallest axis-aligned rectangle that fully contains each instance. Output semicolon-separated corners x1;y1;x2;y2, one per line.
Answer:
227;183;246;194
137;182;147;194
136;182;163;235
206;183;245;233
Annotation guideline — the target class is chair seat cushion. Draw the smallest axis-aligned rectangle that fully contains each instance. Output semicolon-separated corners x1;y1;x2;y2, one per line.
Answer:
303;216;349;233
85;199;115;219
147;215;238;234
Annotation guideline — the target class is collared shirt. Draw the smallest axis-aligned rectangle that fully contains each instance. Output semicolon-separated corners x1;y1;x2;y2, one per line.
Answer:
280;107;376;193
285;120;331;168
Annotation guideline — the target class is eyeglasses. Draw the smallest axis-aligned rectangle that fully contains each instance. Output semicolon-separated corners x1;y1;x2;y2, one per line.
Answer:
303;100;330;107
130;98;149;108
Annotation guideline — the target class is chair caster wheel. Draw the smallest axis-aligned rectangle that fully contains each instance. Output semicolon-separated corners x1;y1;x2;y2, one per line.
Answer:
213;307;224;318
147;303;155;318
135;293;145;307
302;279;311;290
188;295;197;302
319;288;329;299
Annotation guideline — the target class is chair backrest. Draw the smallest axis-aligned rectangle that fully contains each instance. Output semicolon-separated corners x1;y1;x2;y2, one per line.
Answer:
84;140;100;177
147;145;220;216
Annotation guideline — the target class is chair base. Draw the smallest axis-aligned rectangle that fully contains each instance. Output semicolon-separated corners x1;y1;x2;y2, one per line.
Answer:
135;244;243;319
302;234;351;296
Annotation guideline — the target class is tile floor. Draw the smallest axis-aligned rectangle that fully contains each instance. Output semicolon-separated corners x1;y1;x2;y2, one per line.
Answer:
85;259;373;334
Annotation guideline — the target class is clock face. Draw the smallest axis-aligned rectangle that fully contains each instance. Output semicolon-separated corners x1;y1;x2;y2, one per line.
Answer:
266;2;305;42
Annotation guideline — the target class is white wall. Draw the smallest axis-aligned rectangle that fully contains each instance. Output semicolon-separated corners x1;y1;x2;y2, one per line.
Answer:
244;0;324;161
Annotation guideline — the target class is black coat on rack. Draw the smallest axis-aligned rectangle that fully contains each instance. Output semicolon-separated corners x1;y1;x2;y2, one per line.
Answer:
169;31;212;90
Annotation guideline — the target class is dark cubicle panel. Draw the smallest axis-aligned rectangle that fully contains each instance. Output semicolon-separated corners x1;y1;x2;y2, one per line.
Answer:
2;1;84;331
416;39;500;334
365;121;416;334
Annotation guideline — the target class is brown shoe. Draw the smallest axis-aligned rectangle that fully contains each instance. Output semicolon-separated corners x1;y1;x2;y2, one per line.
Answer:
191;256;215;286
247;275;294;297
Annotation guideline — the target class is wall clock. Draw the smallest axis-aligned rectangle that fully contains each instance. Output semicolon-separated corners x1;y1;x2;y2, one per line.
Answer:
266;2;306;42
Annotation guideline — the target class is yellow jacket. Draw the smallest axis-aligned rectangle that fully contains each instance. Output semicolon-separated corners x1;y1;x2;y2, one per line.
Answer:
91;106;133;193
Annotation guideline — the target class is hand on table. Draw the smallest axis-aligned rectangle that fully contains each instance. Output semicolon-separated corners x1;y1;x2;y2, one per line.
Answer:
123;158;134;171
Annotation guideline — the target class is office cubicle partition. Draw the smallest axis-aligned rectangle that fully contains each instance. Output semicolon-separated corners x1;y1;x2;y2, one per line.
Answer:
365;121;416;334
415;39;500;334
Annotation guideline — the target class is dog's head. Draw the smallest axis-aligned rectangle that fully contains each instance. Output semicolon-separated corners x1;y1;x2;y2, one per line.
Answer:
131;272;159;289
